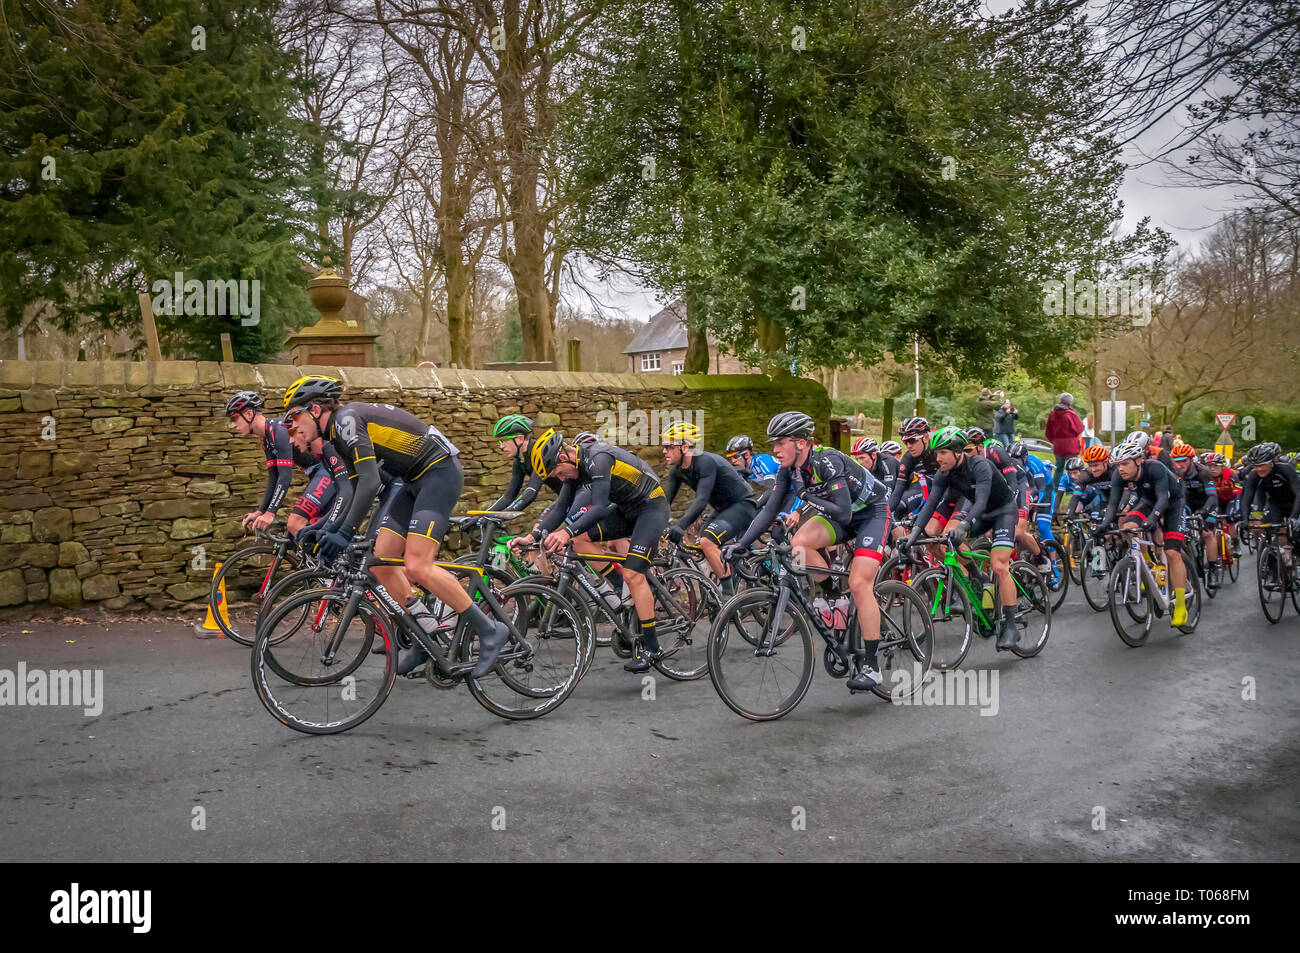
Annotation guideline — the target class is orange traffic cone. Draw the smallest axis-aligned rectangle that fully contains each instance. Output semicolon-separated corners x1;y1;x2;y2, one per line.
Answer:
193;562;229;639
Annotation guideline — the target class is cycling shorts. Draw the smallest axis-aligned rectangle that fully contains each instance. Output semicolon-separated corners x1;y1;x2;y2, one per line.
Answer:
702;499;758;546
587;496;670;574
380;455;463;542
1123;498;1187;553
292;464;337;523
967;502;1018;550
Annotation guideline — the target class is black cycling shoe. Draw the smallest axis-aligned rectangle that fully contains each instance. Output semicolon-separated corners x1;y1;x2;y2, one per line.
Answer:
470;620;512;678
396;644;430;675
846;663;880;693
623;640;663;673
995;616;1021;652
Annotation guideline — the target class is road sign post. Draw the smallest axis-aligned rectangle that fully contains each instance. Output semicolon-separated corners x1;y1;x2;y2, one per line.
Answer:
1214;413;1237;460
1105;373;1122;446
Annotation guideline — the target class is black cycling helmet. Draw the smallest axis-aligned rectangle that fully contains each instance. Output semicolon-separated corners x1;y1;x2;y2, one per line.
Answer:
574;431;600;447
529;428;566;478
725;434;754;456
284;375;342;410
1007;440;1028;461
1065;456;1085;471
1246;442;1281;465
766;411;815;441
929;426;968;453
492;414;533;438
898;416;930;439
965;426;986;445
225;391;263;417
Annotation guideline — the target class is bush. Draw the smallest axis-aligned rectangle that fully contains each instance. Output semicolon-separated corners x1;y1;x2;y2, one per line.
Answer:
1175;402;1300;454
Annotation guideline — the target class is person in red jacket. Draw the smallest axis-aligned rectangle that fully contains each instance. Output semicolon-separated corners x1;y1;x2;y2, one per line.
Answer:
1045;393;1084;514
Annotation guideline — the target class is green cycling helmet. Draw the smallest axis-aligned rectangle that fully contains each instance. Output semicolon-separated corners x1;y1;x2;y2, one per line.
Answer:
929;426;968;453
492;414;533;438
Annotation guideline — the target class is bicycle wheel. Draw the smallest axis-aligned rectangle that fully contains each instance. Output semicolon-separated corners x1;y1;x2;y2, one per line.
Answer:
255;566;340;645
463;581;585;720
869;580;933;700
1064;528;1085;586
251;589;396;734
1008;561;1052;658
910;568;974;671
1176;562;1201;634
1257;545;1286;624
652;567;721;681
259;586;380;687
706;588;815;721
1224;534;1240;583
1108;556;1153;647
1078;539;1109;612
511;572;596;677
211;544;301;646
1038;539;1070;612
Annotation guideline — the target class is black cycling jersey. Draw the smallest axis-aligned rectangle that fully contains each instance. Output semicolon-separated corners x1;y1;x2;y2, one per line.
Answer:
734;446;884;548
487;455;548;512
870;453;901;494
258;418;319;514
666;451;753;530
1103;458;1181;527
553;442;665;538
326;402;459;532
1241;461;1300;520
887;447;938;512
1176;462;1216;514
1065;466;1116;518
912;452;1015;528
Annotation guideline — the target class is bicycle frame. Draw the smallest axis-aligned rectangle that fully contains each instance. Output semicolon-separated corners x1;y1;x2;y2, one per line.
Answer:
1115;532;1170;612
550;547;692;648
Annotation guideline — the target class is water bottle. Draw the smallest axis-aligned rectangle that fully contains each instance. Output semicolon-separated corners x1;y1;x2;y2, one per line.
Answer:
981;581;995;610
813;596;832;628
832;595;851;631
594;576;622;612
1091;546;1105;572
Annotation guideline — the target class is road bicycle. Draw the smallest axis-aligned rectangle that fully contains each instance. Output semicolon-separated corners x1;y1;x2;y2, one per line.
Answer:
1251;522;1297;623
208;524;306;645
706;524;933;721
908;536;1052;670
250;550;584;734
1105;527;1201;646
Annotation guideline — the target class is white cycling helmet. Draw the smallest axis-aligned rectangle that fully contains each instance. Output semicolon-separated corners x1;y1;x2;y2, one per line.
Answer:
1112;441;1145;462
1125;430;1150;450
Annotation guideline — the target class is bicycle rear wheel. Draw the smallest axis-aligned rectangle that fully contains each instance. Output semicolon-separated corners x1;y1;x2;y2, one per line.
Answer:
869;580;933;700
910;568;974;671
212;544;301;646
251;589;396;734
1037;539;1070;612
1223;534;1240;583
652;567;721;681
707;588;814;721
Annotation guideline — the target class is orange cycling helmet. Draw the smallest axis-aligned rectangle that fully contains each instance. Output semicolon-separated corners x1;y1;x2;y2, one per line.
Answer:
1170;441;1196;460
1082;444;1110;464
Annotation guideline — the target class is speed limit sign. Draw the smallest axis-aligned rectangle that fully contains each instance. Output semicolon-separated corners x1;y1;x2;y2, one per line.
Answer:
1105;373;1122;390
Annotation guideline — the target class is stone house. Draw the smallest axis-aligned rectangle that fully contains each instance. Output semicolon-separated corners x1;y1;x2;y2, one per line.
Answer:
622;301;759;375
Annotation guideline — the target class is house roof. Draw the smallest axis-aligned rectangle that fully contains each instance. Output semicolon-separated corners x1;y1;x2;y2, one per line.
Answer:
623;301;689;354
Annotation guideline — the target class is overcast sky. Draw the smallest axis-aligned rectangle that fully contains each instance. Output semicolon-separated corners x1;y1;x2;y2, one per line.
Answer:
580;1;1248;326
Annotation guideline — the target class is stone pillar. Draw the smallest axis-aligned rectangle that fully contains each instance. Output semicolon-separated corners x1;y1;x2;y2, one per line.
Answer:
284;263;379;367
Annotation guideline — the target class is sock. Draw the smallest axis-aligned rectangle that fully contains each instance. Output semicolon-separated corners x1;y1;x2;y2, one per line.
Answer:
637;618;659;652
1002;603;1016;627
864;638;879;667
1175;587;1186;611
462;603;500;638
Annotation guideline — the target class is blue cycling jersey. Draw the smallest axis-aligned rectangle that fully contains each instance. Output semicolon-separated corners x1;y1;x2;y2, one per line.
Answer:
750;453;780;483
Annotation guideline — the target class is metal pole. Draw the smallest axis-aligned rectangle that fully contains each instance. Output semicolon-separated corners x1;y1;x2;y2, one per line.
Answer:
913;333;921;415
1109;387;1116;446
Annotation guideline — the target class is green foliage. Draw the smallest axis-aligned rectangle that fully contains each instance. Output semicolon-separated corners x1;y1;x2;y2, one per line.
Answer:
495;301;524;362
0;0;321;361
1176;402;1300;453
564;0;1165;383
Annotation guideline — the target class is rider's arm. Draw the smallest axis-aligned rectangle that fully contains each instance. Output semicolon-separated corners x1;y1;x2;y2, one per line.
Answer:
1149;465;1171;519
800;475;853;525
259;425;295;515
486;458;527;512
331;410;382;533
887;454;914;511
674;458;715;530
319;440;353;528
563;454;614;538
1102;470;1123;527
537;480;577;534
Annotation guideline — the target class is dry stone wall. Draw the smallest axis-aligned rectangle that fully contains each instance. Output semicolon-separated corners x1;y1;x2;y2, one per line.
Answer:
0;360;828;611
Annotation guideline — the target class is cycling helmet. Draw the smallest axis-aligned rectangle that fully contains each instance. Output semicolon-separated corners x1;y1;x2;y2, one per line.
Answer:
880;440;902;455
1199;451;1225;466
851;436;878;455
574;431;600;447
1112;441;1145;462
725;434;753;456
225;391;263;416
1007;440;1028;461
898;416;930;439
1170;441;1196;460
1246;442;1281;465
929;426;968;453
661;421;701;446
492;414;533;438
1082;444;1110;464
766;411;815;441
283;375;342;410
529;428;565;478
1065;456;1085;471
965;426;986;445
1125;430;1151;450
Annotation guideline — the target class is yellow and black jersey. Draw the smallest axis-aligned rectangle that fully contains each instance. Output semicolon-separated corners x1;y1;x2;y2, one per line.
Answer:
557;442;664;539
327;402;458;481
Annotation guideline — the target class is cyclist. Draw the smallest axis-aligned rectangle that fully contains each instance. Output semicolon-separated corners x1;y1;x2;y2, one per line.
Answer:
1240;442;1300;565
1095;441;1189;626
284;419;353;539
1060;453;1105;520
852;436;900;494
661;422;755;597
902;426;1023;651
531;430;671;673
880;440;904;461
724;411;891;694
726;433;799;515
280;376;510;678
226;391;336;539
1067;444;1117;522
970;431;1044;570
1127;430;1173;470
1201;451;1241;548
484;414;550;512
1168;442;1223;579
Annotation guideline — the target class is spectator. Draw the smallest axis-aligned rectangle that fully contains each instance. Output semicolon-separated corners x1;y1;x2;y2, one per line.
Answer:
1045;393;1084;512
1082;412;1097;447
994;398;1018;446
976;388;1001;432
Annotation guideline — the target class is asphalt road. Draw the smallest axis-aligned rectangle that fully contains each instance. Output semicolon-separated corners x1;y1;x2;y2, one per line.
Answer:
2;565;1297;862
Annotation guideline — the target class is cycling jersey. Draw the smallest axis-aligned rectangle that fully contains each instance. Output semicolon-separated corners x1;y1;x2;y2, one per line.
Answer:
913;452;1016;530
666;451;753;531
739;453;781;489
870;453;901;494
888;448;938;512
553;443;665;539
1103;459;1182;528
258;418;319;515
1023;454;1050;495
1176;463;1216;514
292;440;350;524
487;455;554;512
734;446;884;549
1241;461;1300;521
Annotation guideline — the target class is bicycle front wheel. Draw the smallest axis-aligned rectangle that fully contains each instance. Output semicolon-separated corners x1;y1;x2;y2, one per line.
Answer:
707;588;814;722
1257;545;1287;623
1078;539;1109;612
212;544;301;646
1039;539;1070;612
1108;556;1153;647
251;589;396;735
910;568;974;671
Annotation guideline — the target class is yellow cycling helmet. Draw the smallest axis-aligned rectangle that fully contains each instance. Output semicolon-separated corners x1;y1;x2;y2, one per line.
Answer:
661;421;700;446
284;375;342;410
530;428;565;478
